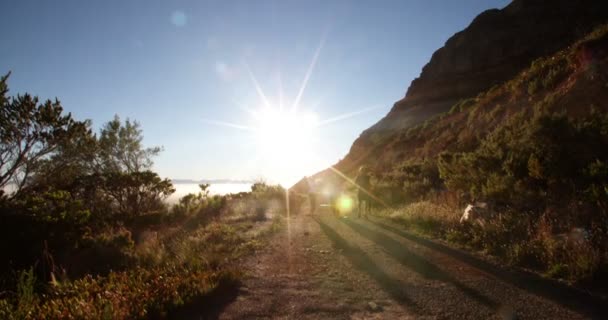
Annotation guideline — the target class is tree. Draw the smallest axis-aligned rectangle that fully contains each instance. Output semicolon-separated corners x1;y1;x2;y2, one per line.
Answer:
0;73;89;197
95;116;172;217
395;159;442;201
25;119;98;193
98;115;161;173
102;170;174;217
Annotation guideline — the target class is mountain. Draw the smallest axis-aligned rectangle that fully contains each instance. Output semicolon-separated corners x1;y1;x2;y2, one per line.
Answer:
295;0;608;288
329;0;608;178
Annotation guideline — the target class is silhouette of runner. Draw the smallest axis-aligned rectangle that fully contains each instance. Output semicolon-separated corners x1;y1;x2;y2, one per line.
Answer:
305;176;317;215
355;166;372;218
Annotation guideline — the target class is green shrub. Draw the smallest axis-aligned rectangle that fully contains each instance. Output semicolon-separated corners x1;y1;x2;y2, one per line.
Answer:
16;268;37;318
546;263;569;279
527;78;540;95
0;211;256;319
384;201;459;236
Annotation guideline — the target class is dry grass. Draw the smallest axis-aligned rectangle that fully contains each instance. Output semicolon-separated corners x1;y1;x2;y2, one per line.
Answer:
0;190;287;319
377;201;460;236
380;200;607;285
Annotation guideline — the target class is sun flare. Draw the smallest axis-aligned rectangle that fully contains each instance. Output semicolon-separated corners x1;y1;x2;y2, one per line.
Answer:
203;35;379;187
252;106;321;186
255;108;318;158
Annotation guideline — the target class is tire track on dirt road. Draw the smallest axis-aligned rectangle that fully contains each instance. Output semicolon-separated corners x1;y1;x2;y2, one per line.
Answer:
215;212;605;319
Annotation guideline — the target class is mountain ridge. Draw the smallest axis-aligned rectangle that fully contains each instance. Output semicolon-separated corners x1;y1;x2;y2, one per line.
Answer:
331;0;608;178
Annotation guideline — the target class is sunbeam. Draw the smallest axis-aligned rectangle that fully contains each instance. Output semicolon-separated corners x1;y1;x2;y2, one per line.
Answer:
292;34;326;112
327;165;389;209
244;62;272;109
203;31;383;187
232;99;261;120
201;119;254;131
317;105;383;127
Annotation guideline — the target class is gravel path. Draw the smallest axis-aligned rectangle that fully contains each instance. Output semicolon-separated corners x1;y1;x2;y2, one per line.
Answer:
217;212;606;319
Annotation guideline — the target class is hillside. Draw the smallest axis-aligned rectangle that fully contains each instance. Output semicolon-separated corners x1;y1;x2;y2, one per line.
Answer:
330;0;608;178
362;24;608;178
302;0;608;285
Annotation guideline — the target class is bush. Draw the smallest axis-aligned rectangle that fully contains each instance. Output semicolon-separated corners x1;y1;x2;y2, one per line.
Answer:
448;97;477;115
381;201;459;236
0;204;262;319
0;266;239;320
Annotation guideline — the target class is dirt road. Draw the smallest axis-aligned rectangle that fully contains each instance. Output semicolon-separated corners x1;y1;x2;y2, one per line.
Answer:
215;212;606;319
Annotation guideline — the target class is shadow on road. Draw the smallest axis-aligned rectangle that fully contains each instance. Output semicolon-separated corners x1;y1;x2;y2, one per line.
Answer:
314;217;421;314
165;276;241;320
340;218;499;312
368;218;608;319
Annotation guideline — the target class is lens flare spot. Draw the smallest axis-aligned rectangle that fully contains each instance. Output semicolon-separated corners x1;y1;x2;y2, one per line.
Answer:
337;195;354;214
171;10;187;27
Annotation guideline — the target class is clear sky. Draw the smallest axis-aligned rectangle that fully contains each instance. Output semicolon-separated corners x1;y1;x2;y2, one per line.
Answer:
1;0;510;186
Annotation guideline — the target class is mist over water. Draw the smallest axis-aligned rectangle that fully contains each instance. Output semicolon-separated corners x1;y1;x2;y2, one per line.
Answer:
166;183;252;204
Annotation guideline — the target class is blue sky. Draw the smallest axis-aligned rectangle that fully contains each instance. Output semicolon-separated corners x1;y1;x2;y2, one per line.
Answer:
1;0;510;186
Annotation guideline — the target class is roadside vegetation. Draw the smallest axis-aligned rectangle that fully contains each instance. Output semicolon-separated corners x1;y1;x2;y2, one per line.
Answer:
0;74;287;319
366;25;608;286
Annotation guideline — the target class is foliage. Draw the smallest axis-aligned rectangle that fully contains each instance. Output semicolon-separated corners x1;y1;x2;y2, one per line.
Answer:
393;159;442;201
251;181;285;200
0;77;177;300
448;97;477;115
15;268;36;319
24;119;99;194
0;265;239;320
169;184;230;226
438;112;608;215
98;115;161;174
366;25;608;283
0;73;90;197
378;201;459;236
101;170;174;218
0;188;280;319
172;184;209;215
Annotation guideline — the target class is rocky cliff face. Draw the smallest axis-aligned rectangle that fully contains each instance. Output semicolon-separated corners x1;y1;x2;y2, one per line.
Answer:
339;0;608;173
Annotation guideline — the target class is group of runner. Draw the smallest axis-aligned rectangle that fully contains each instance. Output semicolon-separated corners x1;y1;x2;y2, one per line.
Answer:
302;166;373;218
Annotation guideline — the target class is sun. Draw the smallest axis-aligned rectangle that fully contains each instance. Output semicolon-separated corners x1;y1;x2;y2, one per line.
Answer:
252;106;321;186
255;107;318;159
202;34;381;187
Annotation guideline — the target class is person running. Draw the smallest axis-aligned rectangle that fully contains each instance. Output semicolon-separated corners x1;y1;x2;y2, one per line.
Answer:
305;176;317;215
355;166;372;218
329;191;339;215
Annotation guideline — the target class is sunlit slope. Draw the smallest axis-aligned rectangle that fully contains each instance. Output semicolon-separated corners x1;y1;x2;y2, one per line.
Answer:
309;23;608;190
369;25;608;168
327;0;608;179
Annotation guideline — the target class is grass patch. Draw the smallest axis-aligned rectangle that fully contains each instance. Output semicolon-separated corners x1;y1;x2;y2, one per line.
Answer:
377;201;459;237
380;200;607;285
0;189;286;319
